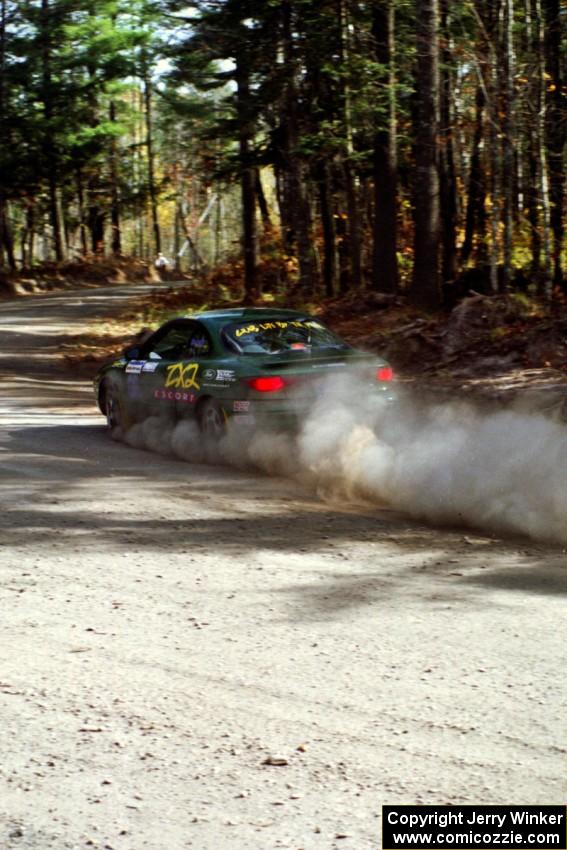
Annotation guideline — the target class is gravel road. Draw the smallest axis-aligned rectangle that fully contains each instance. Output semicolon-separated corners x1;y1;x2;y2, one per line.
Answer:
1;285;566;850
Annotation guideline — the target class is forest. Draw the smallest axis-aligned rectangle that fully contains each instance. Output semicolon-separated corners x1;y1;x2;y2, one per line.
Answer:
0;0;565;309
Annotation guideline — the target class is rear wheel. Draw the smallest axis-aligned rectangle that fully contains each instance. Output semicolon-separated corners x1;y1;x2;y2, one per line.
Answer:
197;398;226;440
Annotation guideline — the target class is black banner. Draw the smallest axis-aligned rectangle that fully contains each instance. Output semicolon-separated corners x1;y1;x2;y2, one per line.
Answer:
382;805;567;850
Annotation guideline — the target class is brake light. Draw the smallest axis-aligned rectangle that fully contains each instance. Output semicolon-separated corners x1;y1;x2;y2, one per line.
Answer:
376;366;394;382
247;376;286;392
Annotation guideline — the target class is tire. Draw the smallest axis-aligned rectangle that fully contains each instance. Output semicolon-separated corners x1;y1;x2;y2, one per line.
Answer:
197;398;226;440
102;383;125;431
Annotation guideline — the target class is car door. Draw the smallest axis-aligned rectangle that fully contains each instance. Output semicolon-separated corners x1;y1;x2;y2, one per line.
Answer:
132;320;214;421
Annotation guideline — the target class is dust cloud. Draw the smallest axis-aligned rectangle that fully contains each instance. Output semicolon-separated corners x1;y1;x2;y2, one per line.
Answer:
115;376;567;544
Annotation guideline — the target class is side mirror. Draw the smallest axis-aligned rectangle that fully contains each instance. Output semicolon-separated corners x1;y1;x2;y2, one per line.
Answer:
123;346;140;360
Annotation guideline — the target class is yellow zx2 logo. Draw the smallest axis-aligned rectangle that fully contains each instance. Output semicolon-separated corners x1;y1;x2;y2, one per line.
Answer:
165;362;201;390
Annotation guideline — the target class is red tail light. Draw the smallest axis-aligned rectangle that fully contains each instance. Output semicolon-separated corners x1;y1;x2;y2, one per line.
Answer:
376;366;394;382
247;376;286;392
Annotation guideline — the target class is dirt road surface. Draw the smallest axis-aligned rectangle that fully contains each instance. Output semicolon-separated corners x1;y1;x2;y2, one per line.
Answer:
1;285;566;850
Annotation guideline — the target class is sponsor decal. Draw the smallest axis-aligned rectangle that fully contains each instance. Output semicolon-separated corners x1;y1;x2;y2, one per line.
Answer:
235;320;305;338
233;400;250;412
164;362;200;390
202;368;236;383
154;389;196;404
125;360;145;374
142;361;159;373
232;414;255;426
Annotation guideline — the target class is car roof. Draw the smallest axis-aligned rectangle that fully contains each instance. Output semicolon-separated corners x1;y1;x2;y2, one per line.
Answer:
184;307;310;325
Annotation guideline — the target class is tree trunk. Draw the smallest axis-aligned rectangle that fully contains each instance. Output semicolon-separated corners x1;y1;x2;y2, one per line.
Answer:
109;99;122;255
25;202;35;267
142;57;161;255
461;85;486;265
88;198;105;254
524;0;541;276
40;0;63;261
235;54;257;301
317;161;338;297
255;169;272;231
501;0;515;287
303;22;337;296
281;0;315;293
47;174;64;261
533;0;553;294
527;145;542;275
0;0;15;270
411;0;441;309
76;168;88;257
214;193;222;267
486;0;501;293
0;199;15;271
179;211;205;271
174;201;182;272
439;0;458;283
543;0;564;288
134;88;145;258
338;0;361;288
372;0;399;293
274;160;295;253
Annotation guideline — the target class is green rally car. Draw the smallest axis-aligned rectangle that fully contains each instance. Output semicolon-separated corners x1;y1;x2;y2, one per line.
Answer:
94;307;395;437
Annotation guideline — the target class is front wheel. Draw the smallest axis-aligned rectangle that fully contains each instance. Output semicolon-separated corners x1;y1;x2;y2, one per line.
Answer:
197;398;226;441
102;383;126;432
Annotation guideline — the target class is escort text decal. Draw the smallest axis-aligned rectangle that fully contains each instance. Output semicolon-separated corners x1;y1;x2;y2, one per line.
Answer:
154;389;196;404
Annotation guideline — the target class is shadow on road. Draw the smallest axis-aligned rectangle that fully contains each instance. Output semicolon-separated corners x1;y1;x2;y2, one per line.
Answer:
2;421;566;622
0;282;159;377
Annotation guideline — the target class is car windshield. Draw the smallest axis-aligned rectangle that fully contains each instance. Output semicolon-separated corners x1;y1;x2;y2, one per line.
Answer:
223;317;350;355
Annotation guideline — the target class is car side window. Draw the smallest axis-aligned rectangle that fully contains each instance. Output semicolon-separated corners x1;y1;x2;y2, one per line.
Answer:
148;326;191;360
144;322;212;360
